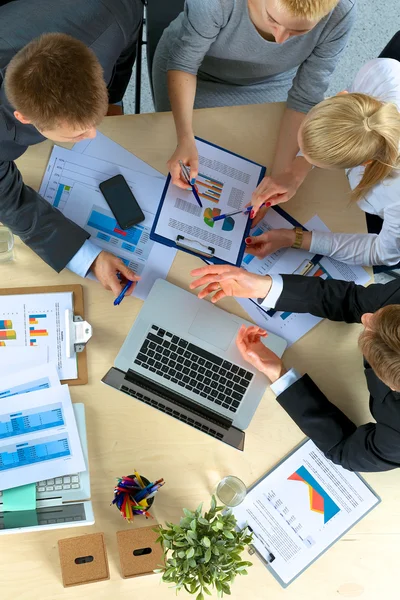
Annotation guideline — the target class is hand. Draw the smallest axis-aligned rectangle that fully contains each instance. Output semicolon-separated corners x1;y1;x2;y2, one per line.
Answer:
190;264;271;303
90;251;140;296
236;325;286;383
245;229;295;259
167;135;199;190
250;171;301;225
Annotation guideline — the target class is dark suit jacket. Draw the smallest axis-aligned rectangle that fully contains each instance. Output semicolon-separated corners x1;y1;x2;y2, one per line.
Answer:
275;275;400;472
0;0;143;271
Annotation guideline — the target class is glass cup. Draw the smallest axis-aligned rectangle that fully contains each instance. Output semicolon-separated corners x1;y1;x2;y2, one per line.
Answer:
216;475;247;507
0;226;14;263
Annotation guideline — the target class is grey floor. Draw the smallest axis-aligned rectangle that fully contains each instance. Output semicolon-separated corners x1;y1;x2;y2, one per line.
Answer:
123;0;400;115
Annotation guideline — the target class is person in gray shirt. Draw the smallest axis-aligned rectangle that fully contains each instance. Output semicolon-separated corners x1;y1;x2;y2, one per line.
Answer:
153;0;355;217
0;0;143;296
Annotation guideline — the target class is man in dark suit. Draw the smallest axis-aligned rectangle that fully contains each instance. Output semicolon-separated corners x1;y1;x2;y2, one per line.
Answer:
190;264;400;472
0;0;144;295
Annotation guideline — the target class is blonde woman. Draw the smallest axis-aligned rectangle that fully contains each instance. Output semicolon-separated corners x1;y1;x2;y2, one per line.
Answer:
153;0;355;192
247;58;400;267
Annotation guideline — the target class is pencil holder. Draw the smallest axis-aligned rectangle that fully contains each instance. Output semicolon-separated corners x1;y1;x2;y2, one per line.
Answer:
112;472;164;523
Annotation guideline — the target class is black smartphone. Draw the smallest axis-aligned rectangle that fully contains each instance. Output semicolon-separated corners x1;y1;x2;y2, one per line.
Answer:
99;174;145;230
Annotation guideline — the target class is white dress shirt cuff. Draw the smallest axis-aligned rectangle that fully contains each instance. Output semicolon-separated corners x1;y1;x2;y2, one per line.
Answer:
259;275;283;309
270;368;302;396
66;240;102;278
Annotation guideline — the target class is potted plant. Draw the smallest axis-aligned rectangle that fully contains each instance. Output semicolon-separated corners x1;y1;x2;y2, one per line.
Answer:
155;496;253;598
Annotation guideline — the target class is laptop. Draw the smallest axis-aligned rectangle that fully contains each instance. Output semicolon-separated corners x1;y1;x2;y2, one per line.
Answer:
102;280;287;451
0;404;94;534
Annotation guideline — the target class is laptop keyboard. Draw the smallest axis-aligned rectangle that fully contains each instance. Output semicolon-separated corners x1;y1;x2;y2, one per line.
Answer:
134;325;253;414
0;475;80;497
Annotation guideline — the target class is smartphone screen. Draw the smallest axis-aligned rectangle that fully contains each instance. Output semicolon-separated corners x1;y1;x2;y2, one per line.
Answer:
99;175;145;230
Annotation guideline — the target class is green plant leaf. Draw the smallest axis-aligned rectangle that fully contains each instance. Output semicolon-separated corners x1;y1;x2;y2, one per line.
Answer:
221;582;231;595
204;548;212;563
210;496;217;511
183;508;195;518
186;547;195;559
178;551;186;559
198;517;209;525
196;593;204;600
203;587;212;596
173;541;187;547
202;536;211;548
190;518;197;531
189;558;197;568
223;530;235;539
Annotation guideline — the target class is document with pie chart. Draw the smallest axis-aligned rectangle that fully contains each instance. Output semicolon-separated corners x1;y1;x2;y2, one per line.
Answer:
151;138;265;264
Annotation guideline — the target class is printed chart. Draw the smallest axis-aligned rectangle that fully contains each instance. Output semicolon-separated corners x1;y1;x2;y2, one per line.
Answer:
203;208;235;231
0;377;51;400
288;466;340;525
0;404;64;440
196;173;224;203
0;434;71;471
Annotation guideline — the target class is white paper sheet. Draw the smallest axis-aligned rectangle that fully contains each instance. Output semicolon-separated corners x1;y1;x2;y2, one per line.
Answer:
0;384;85;490
72;131;164;179
0;363;60;399
0;292;77;380
238;211;371;346
153;139;264;264
232;440;379;587
39;145;176;300
0;347;49;377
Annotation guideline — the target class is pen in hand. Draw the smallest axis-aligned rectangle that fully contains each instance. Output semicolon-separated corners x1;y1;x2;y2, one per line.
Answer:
179;160;203;208
213;203;269;222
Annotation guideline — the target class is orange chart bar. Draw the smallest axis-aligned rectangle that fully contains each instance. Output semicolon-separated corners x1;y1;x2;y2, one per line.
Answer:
0;330;16;340
0;342;5;346
29;329;48;337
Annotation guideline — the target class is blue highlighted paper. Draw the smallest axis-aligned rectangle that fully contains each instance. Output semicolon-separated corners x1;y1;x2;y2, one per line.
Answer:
0;435;71;471
0;377;51;399
0;404;64;440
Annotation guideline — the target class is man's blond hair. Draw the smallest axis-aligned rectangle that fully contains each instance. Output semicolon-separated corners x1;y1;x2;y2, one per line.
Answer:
277;0;339;20
5;33;108;131
359;306;400;390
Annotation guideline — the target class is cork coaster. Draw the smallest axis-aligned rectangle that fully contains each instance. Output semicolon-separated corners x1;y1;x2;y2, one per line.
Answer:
117;526;164;578
58;532;110;587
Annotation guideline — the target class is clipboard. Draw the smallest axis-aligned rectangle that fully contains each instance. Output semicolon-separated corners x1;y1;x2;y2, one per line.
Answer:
246;205;323;318
150;137;266;266
0;284;88;385
235;438;381;588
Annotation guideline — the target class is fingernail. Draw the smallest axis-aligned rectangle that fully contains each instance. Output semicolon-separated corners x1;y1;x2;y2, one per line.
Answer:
187;187;192;191
190;177;196;184
266;202;271;207
250;211;255;219
245;237;251;244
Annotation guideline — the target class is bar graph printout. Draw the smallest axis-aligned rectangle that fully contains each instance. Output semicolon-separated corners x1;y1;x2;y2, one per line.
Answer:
39;145;176;300
0;385;85;490
0;292;76;380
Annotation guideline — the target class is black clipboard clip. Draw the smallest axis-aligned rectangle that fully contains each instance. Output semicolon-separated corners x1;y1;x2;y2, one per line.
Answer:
175;235;215;258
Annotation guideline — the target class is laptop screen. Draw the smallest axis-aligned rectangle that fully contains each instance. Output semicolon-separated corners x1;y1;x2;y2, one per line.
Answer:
0;503;87;530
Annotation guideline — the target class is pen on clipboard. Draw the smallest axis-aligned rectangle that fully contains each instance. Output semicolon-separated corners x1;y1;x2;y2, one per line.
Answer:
213;203;269;222
248;526;275;563
179;160;203;208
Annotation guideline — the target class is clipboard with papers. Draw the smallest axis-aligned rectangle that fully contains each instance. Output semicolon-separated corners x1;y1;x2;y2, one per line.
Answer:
150;137;266;265
231;439;380;588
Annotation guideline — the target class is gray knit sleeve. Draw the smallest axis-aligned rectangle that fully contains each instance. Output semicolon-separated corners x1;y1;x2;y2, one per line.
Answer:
287;0;356;113
166;0;230;74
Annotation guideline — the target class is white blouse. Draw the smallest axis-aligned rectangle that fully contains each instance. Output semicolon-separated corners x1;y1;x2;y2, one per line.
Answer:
310;58;400;266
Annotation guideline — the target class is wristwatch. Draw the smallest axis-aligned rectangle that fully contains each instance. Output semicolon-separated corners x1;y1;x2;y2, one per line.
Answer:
291;226;303;249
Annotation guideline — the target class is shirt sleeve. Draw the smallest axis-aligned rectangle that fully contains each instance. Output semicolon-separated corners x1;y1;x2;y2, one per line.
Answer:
166;0;228;74
66;240;102;278
259;275;283;309
310;198;400;266
270;368;302;396
287;1;356;113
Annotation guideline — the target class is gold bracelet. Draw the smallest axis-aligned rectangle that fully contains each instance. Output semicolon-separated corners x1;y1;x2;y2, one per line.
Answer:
291;226;303;249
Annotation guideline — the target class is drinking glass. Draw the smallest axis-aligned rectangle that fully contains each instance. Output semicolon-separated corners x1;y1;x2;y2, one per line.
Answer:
216;475;247;507
0;226;14;263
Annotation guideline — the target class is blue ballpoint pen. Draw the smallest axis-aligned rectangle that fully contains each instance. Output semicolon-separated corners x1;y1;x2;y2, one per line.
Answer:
179;160;203;208
113;280;133;306
213;203;269;222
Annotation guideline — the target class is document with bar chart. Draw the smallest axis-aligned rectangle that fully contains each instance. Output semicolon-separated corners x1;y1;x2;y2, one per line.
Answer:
0;385;85;490
232;439;379;587
238;212;370;346
39;145;176;300
0;292;76;380
151;138;265;264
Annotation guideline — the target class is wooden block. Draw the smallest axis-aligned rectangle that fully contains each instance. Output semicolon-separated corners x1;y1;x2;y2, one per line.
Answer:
117;526;164;579
58;532;110;587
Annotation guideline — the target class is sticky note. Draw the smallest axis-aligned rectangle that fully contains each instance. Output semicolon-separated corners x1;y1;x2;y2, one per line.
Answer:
2;483;36;512
3;510;38;529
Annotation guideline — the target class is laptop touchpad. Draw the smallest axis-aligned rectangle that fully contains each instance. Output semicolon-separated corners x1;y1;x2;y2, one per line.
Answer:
189;307;238;351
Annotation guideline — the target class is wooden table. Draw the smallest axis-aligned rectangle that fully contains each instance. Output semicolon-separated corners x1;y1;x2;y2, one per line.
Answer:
1;104;397;600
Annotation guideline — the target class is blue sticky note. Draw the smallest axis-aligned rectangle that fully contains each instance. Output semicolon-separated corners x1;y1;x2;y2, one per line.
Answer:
2;483;36;512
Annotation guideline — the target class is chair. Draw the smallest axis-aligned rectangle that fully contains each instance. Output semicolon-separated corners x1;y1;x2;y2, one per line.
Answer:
145;0;185;102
